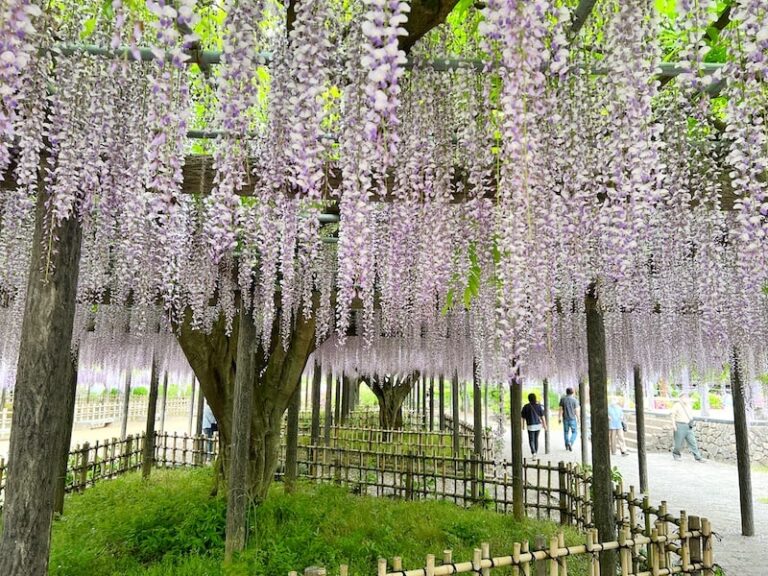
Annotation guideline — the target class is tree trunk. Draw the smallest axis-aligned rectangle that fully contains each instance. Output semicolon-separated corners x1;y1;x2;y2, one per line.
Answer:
225;307;257;562
452;370;460;456
53;350;79;516
141;355;160;480
579;376;589;466
731;347;754;536
159;371;169;432
0;186;83;576
543;378;550;455
285;384;301;492
323;371;333;445
429;377;434;432
188;375;196;436
121;370;132;439
176;307;316;500
310;361;321;446
633;365;648;495
510;372;524;520
439;375;445;431
585;283;616;574
368;374;417;436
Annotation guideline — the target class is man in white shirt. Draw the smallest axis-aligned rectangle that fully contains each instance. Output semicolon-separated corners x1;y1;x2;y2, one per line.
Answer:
670;393;704;462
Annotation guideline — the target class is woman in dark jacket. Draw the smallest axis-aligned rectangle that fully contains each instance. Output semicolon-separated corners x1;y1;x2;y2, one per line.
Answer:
521;393;547;458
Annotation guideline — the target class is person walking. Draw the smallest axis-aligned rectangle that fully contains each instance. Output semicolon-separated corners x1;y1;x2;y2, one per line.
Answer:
558;387;580;451
608;397;629;456
521;393;547;458
202;402;218;456
670;392;705;462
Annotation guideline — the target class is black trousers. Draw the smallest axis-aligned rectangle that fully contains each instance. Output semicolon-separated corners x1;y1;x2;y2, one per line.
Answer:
527;429;540;455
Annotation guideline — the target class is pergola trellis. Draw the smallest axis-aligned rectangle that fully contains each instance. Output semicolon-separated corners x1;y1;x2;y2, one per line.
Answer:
0;1;762;575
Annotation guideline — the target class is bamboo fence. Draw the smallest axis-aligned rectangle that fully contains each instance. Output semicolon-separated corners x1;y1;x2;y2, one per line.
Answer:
0;427;716;576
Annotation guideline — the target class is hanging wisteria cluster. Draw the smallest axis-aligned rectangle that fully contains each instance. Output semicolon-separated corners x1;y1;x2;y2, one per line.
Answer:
1;0;768;393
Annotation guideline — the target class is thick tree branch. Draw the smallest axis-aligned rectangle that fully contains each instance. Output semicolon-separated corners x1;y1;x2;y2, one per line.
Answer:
569;0;597;37
659;5;731;90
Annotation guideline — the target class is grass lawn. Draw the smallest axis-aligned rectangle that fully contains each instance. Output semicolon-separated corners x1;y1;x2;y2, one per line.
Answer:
47;468;587;576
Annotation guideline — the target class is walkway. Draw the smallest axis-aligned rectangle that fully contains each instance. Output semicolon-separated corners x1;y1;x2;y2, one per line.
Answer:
505;422;768;576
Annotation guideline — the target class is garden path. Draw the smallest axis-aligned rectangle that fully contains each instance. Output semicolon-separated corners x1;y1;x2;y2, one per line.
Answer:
489;416;768;576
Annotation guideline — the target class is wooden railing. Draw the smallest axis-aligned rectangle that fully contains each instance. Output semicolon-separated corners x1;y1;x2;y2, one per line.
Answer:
285;424;492;460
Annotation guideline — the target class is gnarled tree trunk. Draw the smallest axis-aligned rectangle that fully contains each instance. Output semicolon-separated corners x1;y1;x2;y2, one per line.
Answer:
176;308;316;501
367;372;419;434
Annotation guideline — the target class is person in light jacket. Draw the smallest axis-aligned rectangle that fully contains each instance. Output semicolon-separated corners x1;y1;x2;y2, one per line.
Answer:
670;393;704;462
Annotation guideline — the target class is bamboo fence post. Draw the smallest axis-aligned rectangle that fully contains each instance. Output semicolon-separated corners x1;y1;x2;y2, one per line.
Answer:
442;550;452;568
521;540;531;576
558;462;569;525
618;526;630;576
534;535;546;576
378;558;387;576
78;442;89;492
679;511;690;572
481;543;490;576
393;557;402;571
473;548;482;576
651;527;661;576
548;535;558;576
512;542;521;576
340;565;349;576
426;554;436;576
689;516;702;576
557;533;568;576
701;518;714;576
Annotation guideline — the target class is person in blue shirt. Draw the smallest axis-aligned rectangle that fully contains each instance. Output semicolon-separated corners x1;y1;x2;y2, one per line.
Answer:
558;387;580;451
608;398;629;456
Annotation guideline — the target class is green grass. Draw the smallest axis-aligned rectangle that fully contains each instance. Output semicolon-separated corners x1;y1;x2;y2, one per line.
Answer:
48;468;587;576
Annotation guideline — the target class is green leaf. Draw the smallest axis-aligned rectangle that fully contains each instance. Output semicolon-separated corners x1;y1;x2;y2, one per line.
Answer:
80;17;97;40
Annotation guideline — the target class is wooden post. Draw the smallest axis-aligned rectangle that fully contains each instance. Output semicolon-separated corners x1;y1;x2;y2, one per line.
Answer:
557;461;568;525
334;371;342;426
510;369;524;520
53;350;79;516
310;360;322;447
429;377;435;432
439;375;445;431
633;365;648;495
534;535;546;576
141;355;160;480
285;384;301;492
585;282;616;575
731;347;754;536
225;306;258;562
473;363;483;457
323;371;333;445
341;373;350;424
543;378;550;455
689;515;702;576
422;376;427;429
187;375;196;436
195;378;204;436
159;371;169;432
452;370;460;456
121;370;132;440
0;186;83;575
578;377;588;466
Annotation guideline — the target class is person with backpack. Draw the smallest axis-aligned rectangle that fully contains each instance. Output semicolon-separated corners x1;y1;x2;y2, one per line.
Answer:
521;392;547;458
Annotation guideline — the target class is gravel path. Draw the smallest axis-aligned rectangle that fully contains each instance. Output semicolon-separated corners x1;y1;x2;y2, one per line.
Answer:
504;422;768;576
